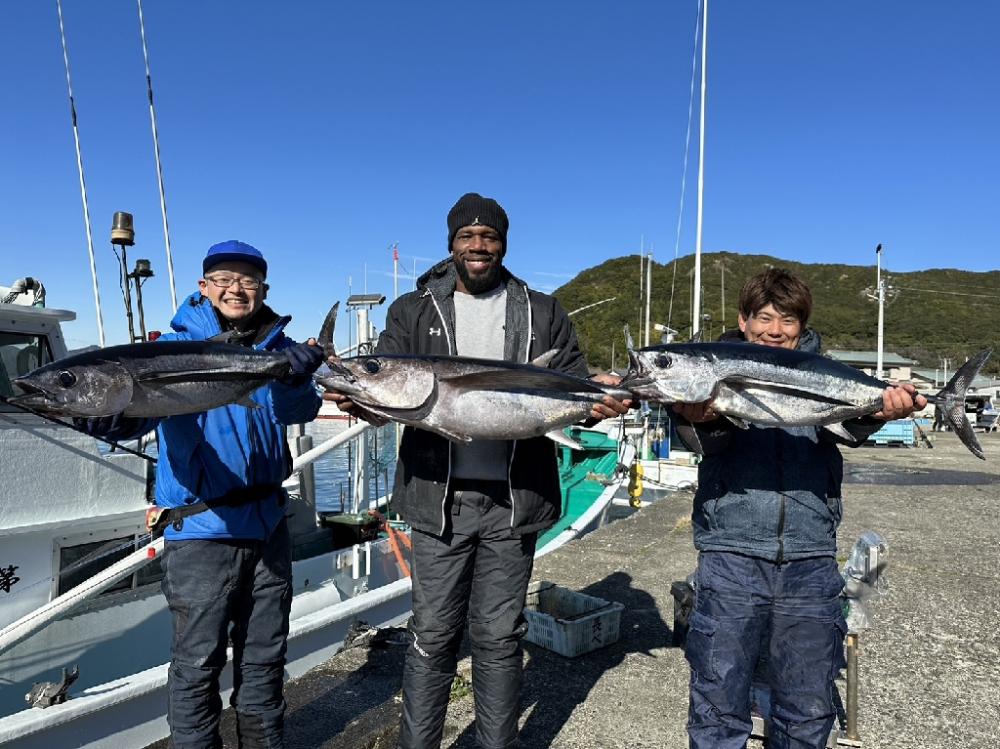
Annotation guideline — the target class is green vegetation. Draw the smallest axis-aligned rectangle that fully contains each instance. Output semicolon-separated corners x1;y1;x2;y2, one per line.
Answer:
553;252;1000;376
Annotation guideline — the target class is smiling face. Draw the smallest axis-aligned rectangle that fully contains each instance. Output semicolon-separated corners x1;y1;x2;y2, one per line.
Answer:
198;260;267;325
738;303;803;350
451;224;504;294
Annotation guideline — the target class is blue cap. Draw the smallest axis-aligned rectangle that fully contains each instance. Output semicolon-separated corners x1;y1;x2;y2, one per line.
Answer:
202;240;268;277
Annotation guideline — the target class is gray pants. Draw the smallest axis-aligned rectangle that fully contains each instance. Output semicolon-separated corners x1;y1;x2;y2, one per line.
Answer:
400;482;537;749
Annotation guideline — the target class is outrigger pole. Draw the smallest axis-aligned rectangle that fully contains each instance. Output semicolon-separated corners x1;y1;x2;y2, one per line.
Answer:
56;0;106;347
136;0;178;310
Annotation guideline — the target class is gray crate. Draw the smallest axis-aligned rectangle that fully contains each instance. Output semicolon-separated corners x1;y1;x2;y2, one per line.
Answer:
523;581;624;658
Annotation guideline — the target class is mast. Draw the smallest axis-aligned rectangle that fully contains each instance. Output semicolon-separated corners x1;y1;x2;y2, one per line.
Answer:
692;0;708;337
644;251;652;347
392;243;399;301
56;0;106;347
638;239;645;342
136;0;178;311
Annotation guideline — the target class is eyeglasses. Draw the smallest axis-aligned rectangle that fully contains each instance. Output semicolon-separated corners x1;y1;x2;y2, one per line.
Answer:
204;274;263;290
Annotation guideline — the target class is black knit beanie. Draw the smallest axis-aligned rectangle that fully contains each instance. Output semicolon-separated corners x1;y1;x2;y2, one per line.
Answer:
447;193;509;251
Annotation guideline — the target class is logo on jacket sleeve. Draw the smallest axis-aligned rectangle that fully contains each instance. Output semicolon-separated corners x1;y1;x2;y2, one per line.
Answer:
428;327;442;337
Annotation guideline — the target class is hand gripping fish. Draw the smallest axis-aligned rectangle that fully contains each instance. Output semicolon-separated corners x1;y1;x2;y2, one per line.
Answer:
314;304;627;443
622;340;992;460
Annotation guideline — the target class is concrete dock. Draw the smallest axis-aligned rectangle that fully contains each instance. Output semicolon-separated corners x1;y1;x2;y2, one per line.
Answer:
152;431;1000;748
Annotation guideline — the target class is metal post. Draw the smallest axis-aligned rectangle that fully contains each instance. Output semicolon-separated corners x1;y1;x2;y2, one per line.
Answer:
692;0;708;337
119;244;137;342
133;273;148;340
644;251;652;348
846;632;860;741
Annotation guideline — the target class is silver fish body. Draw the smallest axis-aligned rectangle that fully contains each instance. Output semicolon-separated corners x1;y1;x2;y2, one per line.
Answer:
12;341;291;418
623;342;992;459
316;353;623;442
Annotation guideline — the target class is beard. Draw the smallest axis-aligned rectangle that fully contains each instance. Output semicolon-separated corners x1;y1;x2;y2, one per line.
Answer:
454;256;503;294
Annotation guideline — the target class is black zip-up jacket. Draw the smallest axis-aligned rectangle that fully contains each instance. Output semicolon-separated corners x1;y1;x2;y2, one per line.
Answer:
375;258;589;536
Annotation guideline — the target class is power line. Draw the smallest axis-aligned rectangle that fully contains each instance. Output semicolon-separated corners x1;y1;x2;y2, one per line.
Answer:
893;285;999;300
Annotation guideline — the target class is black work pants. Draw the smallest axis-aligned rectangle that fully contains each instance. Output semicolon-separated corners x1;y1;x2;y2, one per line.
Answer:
162;520;292;749
399;483;537;749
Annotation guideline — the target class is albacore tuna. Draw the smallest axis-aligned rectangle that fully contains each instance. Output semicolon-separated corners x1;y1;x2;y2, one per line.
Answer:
622;342;992;460
316;351;628;443
314;303;627;443
11;341;292;418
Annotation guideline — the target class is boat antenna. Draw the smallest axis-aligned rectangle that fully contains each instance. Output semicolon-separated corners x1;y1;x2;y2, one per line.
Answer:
667;0;703;335
136;0;178;310
692;0;708;338
56;0;106;347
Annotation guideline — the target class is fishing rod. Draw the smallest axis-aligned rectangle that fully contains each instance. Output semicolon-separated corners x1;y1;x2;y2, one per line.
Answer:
55;0;106;347
136;0;178;311
0;395;157;464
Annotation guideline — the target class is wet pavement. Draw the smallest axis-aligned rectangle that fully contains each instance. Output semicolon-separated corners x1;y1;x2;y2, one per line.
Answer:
147;430;1000;749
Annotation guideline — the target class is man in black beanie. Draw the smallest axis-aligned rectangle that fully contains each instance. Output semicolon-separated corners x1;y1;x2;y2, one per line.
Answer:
328;192;629;748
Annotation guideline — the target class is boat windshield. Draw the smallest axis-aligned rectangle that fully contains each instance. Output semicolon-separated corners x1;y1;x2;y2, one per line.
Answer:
0;332;53;406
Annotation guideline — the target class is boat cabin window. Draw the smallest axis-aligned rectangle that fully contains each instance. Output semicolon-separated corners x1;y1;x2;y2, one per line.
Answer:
57;535;165;597
0;332;53;406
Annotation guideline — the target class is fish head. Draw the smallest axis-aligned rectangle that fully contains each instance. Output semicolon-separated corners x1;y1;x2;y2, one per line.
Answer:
622;348;717;403
316;356;436;410
12;360;134;416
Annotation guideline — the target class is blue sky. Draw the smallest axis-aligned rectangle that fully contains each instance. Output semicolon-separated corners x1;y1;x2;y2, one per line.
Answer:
1;1;997;348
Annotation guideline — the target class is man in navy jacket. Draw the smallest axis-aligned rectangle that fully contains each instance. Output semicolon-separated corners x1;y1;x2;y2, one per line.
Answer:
674;268;925;749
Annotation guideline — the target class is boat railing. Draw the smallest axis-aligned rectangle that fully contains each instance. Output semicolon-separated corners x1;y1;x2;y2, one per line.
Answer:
1;419;379;658
291;420;373;472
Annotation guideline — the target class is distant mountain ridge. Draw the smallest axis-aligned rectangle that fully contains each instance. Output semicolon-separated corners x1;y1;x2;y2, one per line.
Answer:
552;252;1000;376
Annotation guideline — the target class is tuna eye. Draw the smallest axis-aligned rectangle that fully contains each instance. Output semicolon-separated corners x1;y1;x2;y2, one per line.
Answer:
58;370;77;387
363;359;381;374
655;354;672;368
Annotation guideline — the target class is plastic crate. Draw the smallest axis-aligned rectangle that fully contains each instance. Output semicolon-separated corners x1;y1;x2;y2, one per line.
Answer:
523;581;624;657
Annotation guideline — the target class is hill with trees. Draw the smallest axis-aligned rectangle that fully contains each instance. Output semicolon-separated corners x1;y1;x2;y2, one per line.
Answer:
552;252;1000;377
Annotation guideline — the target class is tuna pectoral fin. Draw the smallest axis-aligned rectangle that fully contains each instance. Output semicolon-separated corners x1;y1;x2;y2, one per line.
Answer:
726;375;853;404
237;395;261;409
530;349;559;368
935;348;991;460
442;368;604;394
135;370;263;383
724;415;750;430
546;429;583;450
823;422;856;441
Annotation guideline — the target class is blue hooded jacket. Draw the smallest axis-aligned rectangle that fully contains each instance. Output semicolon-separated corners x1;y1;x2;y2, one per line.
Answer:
150;291;321;541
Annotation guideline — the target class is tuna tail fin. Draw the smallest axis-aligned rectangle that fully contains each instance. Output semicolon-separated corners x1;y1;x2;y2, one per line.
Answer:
318;302;339;360
934;348;992;460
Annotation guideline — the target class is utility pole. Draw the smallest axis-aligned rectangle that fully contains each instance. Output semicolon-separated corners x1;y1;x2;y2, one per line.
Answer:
876;244;885;379
863;244;897;380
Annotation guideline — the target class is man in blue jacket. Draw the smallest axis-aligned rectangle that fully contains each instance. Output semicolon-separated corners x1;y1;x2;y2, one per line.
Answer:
84;240;323;749
673;268;925;749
